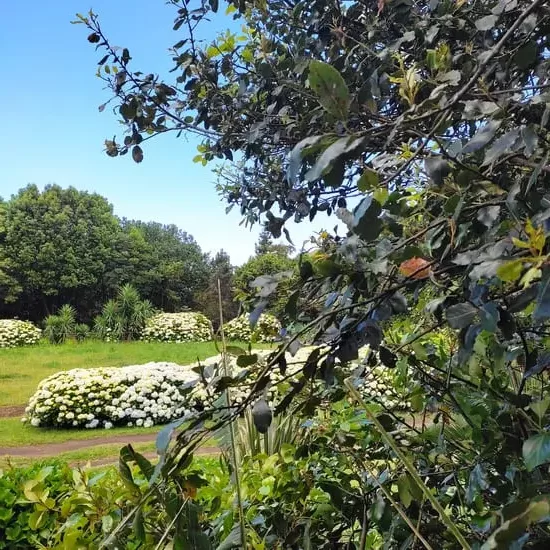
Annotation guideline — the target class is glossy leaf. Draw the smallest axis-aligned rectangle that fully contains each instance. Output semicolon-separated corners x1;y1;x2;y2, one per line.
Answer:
446;303;478;329
308;61;350;120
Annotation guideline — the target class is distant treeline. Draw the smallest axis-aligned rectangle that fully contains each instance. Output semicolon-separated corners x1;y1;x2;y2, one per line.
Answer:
0;184;233;323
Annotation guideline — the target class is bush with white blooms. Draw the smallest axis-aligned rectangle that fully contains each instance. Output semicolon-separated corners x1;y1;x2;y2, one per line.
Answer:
24;345;409;430
0;319;42;348
23;362;208;429
222;313;281;343
141;312;213;343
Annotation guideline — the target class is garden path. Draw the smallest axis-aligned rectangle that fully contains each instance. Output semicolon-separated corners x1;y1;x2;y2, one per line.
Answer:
0;432;218;459
0;405;25;418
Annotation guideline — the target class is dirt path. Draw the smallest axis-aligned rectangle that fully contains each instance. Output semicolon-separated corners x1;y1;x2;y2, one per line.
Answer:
0;405;25;418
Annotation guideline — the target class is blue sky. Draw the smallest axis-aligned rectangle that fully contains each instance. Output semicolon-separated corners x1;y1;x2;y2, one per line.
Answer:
0;1;335;265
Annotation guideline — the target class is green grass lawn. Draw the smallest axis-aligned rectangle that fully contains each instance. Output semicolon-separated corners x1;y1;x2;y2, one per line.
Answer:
0;417;160;447
0;339;261;407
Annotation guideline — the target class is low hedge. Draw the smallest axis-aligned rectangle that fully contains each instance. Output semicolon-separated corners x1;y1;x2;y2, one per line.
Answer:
24;362;206;429
141;312;213;342
0;461;136;549
222;313;281;343
0;319;41;348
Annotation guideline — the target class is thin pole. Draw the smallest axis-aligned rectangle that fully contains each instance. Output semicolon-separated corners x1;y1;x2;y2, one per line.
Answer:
217;279;247;549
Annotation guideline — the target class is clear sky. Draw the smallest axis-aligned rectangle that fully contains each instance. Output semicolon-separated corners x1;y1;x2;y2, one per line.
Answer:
0;1;336;265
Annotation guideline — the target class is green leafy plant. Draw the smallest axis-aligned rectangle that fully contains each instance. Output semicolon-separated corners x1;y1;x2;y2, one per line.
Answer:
43;304;77;344
94;284;154;341
74;322;90;342
79;0;550;546
0;460;137;549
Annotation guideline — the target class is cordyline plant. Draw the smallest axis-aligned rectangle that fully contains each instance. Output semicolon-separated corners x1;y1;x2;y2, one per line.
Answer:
76;0;550;547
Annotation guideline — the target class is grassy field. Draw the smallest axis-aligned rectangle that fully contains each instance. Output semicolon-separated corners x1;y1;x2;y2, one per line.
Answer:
0;417;160;447
0;339;257;407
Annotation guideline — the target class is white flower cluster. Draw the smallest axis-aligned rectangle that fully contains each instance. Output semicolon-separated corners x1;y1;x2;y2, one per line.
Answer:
23;362;208;429
189;345;408;412
0;319;42;348
142;312;213;343
23;344;408;430
223;314;281;343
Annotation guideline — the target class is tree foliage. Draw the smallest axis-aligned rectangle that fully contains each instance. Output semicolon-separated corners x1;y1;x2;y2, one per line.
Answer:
233;250;296;319
80;0;550;546
0;184;118;319
198;249;238;328
0;185;211;321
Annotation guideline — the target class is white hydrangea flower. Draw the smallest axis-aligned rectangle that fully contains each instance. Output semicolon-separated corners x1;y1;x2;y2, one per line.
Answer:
142;312;213;343
0;319;42;348
222;313;281;343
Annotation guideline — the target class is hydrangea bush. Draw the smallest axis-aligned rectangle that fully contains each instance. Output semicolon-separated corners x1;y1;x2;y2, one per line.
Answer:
0;319;42;348
24;345;407;430
23;362;207;429
142;312;213;343
222;313;281;343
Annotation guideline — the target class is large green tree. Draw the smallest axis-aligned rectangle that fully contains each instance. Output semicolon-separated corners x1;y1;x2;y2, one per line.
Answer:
198;249;238;328
233;249;296;319
80;0;550;547
119;220;210;311
0;184;120;319
0;186;212;320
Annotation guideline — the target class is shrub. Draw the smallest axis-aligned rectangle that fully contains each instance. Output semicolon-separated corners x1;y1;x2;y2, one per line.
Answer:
0;460;138;549
24;362;205;429
74;323;90;342
43;304;76;344
24;345;407;430
142;312;213;343
0;319;41;348
94;284;154;341
222;313;281;342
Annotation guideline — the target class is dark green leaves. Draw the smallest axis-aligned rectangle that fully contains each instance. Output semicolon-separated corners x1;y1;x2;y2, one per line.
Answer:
352;197;382;242
482;496;550;549
483;129;521;165
514;41;537;70
475;15;498;31
379;346;397;368
216;526;243;550
236;353;258;367
462;120;501;154
305;136;364;182
446;303;478;329
357;169;379;192
308;61;350;120
425;157;450;185
534;269;550;321
523;434;550;471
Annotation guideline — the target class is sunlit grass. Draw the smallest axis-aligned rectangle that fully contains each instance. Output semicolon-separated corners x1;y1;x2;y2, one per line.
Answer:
0;417;160;447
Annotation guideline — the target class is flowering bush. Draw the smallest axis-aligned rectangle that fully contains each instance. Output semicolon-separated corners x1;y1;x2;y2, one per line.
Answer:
189;345;409;413
222;313;281;343
0;319;42;348
142;312;212;343
23;362;207;429
24;344;407;430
